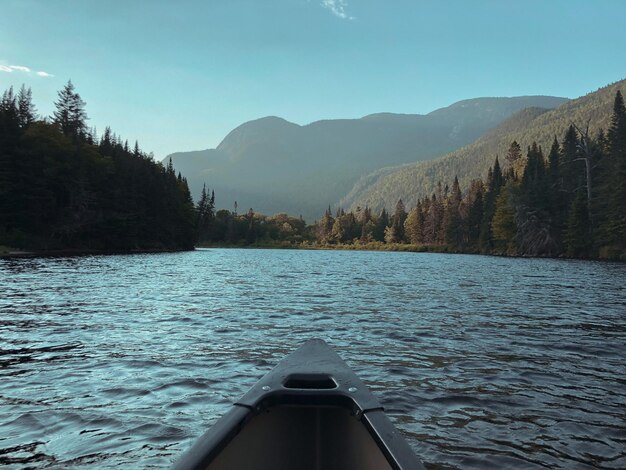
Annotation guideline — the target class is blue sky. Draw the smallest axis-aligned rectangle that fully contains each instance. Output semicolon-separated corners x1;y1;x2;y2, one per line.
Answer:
1;0;625;159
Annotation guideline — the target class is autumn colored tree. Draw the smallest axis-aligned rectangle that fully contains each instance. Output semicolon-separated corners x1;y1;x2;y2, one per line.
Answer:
404;202;424;245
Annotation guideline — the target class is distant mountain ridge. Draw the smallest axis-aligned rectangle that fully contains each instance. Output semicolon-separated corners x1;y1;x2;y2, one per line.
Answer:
166;95;567;221
340;79;625;214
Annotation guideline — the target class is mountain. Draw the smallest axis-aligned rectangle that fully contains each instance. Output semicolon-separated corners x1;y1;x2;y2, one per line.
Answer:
166;96;567;221
341;79;625;213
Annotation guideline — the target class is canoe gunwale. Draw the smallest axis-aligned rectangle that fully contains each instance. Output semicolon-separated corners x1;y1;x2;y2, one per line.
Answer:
235;340;383;413
173;339;425;470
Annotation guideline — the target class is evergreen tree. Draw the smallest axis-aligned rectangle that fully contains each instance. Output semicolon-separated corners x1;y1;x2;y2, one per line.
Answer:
505;140;524;177
196;183;215;243
345;211;360;240
443;176;462;247
491;184;517;254
423;194;443;244
53;80;87;139
547;136;565;247
565;191;591;257
598;90;626;256
17;85;36;128
1;82;197;251
391;199;407;242
517;143;560;256
464;180;484;249
318;205;335;243
0;87;19;149
1;88;25;240
491;156;504;191
372;208;388;242
561;124;583;200
548;136;560;190
479;157;504;251
360;219;375;243
100;126;113;154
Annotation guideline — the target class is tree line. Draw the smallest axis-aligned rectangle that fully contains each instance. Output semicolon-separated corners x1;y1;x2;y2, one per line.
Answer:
0;81;196;251
196;91;625;260
2;81;623;259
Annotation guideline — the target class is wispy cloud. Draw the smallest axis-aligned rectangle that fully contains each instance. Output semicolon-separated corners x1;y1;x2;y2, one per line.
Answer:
1;64;30;72
321;0;354;20
0;63;53;77
10;65;31;72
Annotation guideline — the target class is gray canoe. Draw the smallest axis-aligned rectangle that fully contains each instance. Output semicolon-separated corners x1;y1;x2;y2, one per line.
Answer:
173;339;425;470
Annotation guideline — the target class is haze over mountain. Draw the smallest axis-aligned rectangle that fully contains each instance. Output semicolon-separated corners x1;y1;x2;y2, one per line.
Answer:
166;96;567;221
341;79;625;214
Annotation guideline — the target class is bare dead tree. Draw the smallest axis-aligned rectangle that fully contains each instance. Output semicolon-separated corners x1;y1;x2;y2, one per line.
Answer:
571;120;596;222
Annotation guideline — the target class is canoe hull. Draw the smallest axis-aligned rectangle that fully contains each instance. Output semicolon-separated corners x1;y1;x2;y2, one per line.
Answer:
174;340;424;470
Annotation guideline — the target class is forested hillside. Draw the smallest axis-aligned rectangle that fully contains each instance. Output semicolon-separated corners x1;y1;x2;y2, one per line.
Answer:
342;80;625;213
195;91;625;260
0;82;196;252
168;96;566;221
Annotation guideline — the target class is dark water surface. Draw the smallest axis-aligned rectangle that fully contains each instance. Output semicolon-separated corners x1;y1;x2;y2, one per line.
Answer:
1;249;625;468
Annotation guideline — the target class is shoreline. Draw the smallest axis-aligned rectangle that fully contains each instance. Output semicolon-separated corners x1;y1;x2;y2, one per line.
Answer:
1;243;621;262
0;247;193;259
197;242;624;261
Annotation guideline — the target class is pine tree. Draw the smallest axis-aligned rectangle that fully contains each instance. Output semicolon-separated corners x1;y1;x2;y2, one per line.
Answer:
318;205;335;243
196;184;210;242
53;80;88;139
505;140;524;177
548;136;560;190
491;185;517;255
0;87;19;149
547;136;565;247
565;191;591;257
391;199;407;242
423;194;443;244
464;179;484;249
561;124;583;200
360;219;376;243
517;143;560;256
479;157;504;251
443;176;462;247
100;126;113;154
521;143;548;209
598;90;626;256
372;208;388;242
17;85;36;128
0;87;20;237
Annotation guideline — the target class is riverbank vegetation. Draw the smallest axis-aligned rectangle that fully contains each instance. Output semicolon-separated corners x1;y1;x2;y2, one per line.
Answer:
0;82;196;252
2;83;623;260
196;91;625;260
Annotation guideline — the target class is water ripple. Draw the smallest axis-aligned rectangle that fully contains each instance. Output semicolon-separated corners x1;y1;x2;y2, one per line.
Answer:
1;249;625;468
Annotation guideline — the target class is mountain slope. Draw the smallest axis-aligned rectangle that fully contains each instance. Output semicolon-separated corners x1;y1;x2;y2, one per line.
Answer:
166;96;567;221
341;80;625;213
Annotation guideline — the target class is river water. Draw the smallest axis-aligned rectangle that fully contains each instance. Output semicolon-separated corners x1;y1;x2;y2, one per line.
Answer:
0;249;625;469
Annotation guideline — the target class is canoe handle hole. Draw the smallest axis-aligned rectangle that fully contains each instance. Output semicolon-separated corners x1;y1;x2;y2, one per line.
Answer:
283;374;337;389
